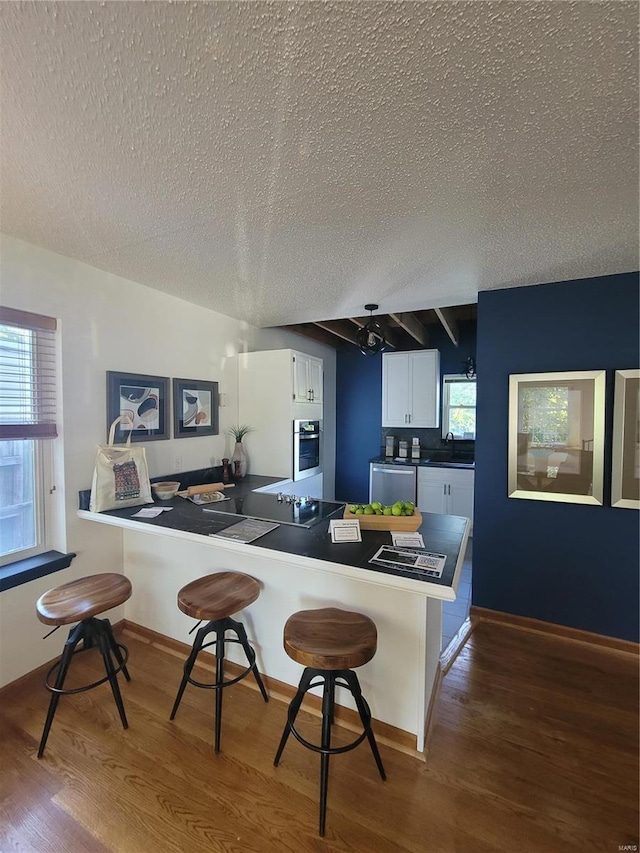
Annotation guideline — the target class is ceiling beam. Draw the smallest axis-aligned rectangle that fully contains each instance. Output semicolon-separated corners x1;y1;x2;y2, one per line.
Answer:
434;307;460;347
286;324;350;350
313;319;360;346
389;312;428;346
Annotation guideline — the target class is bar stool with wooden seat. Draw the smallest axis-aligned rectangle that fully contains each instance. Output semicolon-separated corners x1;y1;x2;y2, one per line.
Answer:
36;572;132;758
169;571;268;753
274;607;386;836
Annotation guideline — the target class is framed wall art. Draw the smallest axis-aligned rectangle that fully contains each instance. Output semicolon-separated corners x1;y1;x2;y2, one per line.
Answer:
611;369;640;509
508;370;606;505
172;378;219;438
106;371;169;442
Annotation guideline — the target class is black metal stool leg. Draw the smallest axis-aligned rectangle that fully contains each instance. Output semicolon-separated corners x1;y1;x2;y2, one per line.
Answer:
170;621;212;720
319;672;335;837
104;617;131;681
274;667;316;766
213;624;226;753
96;623;129;730
343;670;386;780
232;618;269;703
37;622;83;758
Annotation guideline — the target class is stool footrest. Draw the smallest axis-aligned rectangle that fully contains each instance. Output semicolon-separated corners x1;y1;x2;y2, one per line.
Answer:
274;665;386;838
38;616;130;758
170;615;268;754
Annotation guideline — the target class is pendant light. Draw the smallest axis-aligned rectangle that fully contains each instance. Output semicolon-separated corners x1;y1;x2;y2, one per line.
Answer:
356;304;387;356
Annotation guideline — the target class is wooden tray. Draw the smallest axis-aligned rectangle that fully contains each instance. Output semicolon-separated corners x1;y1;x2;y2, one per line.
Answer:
343;507;422;532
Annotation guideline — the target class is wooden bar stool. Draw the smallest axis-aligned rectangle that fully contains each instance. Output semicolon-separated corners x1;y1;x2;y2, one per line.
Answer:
274;607;386;836
170;571;268;753
36;572;132;758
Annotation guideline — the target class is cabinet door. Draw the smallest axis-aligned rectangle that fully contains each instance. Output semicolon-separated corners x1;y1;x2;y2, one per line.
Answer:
308;357;323;404
417;478;447;514
448;481;474;527
292;353;310;402
409;350;440;427
382;353;410;426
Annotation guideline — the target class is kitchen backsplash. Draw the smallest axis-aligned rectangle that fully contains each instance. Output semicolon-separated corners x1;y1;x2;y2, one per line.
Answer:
380;427;475;461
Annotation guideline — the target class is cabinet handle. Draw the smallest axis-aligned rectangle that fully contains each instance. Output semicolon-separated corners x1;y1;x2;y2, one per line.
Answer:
408;414;411;424
443;484;446;496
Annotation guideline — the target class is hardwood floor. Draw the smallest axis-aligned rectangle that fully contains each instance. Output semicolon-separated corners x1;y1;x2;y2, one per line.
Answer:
1;621;637;852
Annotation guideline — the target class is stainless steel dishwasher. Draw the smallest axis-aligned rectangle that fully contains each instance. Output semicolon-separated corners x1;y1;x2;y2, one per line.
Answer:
369;462;417;505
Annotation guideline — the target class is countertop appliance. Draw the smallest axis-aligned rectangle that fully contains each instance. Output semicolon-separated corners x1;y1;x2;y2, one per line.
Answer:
201;491;343;528
369;462;417;506
293;419;322;481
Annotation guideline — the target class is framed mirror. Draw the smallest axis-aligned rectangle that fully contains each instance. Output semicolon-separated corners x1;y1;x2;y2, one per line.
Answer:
611;369;640;509
508;370;606;505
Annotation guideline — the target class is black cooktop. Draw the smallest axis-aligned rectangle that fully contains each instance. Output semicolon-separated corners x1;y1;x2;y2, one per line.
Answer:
201;492;345;528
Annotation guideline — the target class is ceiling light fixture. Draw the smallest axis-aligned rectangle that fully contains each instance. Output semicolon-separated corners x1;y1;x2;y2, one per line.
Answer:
463;356;476;379
356;304;387;356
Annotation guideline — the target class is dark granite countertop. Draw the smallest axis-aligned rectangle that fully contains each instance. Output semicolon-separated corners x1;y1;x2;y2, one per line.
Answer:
370;456;475;470
79;475;469;594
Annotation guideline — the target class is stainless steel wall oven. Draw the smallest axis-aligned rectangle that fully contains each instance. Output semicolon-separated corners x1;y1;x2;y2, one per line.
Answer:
293;419;322;481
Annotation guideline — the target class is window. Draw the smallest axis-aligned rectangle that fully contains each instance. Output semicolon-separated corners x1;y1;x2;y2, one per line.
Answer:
442;375;476;440
0;307;58;566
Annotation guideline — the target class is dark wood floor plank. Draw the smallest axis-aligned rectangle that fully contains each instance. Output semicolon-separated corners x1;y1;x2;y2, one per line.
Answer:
0;620;637;852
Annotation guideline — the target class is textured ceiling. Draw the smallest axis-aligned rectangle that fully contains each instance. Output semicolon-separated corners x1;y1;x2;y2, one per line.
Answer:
1;1;637;328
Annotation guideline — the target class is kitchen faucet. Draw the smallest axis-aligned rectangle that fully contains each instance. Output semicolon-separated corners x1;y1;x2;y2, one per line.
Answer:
444;432;455;458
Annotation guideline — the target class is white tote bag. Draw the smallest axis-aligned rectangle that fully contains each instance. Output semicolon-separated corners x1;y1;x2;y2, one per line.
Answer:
89;416;153;512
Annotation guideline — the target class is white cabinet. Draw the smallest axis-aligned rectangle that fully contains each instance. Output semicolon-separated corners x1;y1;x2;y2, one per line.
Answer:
238;349;322;480
293;352;323;404
382;350;440;428
417;467;474;531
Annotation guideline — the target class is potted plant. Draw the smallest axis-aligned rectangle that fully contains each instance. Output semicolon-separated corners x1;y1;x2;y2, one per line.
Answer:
227;424;254;478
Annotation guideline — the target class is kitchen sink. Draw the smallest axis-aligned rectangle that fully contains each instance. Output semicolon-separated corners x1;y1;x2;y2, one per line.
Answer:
422;457;475;469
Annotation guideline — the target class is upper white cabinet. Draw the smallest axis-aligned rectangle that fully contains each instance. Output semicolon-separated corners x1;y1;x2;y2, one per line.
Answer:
293;352;323;404
238;349;322;479
382;350;440;428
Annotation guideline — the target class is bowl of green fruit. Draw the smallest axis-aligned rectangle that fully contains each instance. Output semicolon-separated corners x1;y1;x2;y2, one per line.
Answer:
343;500;421;531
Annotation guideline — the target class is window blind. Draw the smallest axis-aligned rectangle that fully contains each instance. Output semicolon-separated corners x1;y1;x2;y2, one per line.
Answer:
0;306;58;439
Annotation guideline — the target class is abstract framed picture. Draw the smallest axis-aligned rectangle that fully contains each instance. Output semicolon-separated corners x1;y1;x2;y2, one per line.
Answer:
508;369;606;505
172;378;219;438
106;371;169;442
611;369;640;509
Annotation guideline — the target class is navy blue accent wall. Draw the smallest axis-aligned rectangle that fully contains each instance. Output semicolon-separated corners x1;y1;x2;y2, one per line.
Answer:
334;320;477;503
335;351;382;502
474;272;639;641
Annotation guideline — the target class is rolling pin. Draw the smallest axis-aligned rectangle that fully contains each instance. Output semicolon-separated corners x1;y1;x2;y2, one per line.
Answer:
179;483;236;497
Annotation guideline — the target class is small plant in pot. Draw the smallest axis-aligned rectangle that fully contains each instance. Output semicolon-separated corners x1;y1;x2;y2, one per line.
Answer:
227;424;254;478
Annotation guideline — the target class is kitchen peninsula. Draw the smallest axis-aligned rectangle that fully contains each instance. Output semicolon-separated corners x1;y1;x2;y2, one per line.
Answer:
78;475;470;755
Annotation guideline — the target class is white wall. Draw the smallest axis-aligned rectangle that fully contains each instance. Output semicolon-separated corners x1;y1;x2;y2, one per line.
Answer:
0;234;336;687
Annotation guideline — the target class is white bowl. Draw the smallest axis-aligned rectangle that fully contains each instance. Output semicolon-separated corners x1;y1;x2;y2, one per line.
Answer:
152;481;180;500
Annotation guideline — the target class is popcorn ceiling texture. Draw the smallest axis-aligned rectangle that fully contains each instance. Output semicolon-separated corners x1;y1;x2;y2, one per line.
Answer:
0;1;637;327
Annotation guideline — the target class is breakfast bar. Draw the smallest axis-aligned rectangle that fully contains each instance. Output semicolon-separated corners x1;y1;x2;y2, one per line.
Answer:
78;476;470;755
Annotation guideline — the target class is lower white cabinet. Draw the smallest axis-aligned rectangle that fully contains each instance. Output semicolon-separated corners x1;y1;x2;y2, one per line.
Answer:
417;467;474;531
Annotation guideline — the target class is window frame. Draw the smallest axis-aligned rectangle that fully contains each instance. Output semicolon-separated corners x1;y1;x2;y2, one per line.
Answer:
441;374;477;440
0;307;58;567
0;438;52;567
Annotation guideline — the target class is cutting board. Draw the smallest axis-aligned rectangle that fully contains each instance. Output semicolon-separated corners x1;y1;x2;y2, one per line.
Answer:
343;507;422;532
